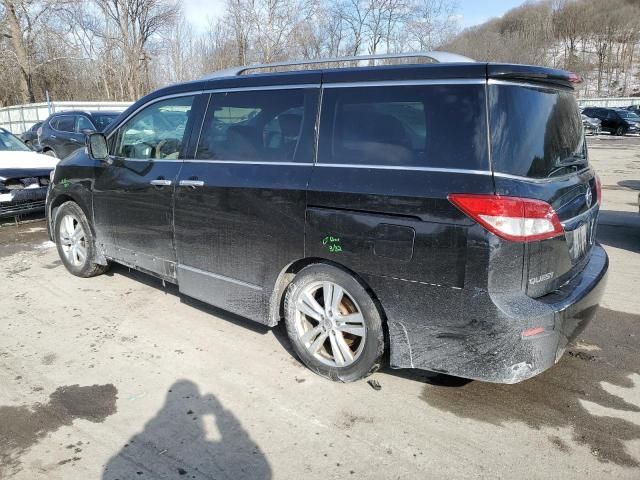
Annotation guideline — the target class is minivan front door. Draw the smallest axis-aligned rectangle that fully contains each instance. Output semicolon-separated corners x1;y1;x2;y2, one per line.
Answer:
93;94;198;280
174;86;320;323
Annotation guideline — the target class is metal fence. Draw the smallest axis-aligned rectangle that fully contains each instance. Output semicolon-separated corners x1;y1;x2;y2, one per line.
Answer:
0;101;132;134
577;97;640;108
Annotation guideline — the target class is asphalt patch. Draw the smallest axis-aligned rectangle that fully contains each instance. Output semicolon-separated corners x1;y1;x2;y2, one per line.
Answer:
421;308;640;467
0;384;118;476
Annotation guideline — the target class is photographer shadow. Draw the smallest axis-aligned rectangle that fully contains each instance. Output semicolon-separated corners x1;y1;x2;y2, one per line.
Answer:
102;380;271;480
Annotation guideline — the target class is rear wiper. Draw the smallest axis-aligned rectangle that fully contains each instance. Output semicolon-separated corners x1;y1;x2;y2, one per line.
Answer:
547;157;587;178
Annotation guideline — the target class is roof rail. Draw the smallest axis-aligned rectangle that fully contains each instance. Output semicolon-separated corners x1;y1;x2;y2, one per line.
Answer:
201;51;475;79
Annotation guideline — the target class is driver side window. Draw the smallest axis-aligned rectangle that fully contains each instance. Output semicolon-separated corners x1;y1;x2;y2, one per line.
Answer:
113;95;194;160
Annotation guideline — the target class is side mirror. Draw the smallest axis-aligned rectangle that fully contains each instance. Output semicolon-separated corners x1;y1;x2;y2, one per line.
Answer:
87;133;109;161
81;128;96;135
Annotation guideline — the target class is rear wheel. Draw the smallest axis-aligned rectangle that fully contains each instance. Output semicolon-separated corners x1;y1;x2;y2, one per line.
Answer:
54;201;109;277
284;264;384;382
44;149;57;158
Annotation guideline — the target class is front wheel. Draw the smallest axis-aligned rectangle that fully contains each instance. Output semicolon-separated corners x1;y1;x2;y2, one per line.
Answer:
284;264;385;382
44;149;58;158
54;201;109;277
615;126;626;136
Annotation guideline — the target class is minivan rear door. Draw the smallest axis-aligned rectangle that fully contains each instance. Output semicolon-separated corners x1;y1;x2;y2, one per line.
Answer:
488;77;599;297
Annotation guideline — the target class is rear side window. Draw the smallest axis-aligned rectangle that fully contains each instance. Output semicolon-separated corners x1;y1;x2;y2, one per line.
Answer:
490;84;585;179
76;116;94;132
54;116;75;132
196;89;314;163
318;84;488;170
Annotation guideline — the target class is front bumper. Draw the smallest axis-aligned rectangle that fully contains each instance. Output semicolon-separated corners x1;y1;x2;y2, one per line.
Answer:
0;186;48;218
369;244;609;383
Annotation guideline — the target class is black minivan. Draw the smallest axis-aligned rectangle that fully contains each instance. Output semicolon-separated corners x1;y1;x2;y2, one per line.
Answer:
46;53;608;384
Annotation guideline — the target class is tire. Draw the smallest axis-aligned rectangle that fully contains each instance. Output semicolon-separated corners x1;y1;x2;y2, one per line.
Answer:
54;201;109;278
615;126;626;136
284;264;385;382
44;149;58;158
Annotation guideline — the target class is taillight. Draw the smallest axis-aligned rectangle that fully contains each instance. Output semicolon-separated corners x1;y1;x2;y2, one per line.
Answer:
448;194;564;242
595;174;602;205
37;127;42;137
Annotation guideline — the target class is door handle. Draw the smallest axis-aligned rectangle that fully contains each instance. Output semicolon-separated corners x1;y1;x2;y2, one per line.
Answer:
179;180;204;188
50;135;57;139
150;179;172;186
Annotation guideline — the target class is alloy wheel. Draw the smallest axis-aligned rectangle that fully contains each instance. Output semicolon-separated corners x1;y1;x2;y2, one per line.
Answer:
294;281;367;367
58;214;87;267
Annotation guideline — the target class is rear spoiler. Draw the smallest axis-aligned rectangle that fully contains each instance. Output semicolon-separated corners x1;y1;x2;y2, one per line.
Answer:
487;64;581;89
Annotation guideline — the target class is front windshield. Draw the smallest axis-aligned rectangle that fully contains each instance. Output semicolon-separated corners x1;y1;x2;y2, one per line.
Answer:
0;130;31;151
94;114;118;132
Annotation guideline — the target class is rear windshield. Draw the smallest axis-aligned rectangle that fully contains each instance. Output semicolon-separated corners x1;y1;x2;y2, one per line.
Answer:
490;84;586;179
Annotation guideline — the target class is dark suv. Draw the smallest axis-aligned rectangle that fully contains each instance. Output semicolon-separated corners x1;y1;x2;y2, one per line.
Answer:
582;107;640;135
46;53;608;384
38;110;120;159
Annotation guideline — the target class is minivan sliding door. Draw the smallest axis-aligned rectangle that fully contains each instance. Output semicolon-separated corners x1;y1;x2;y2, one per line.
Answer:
174;86;320;324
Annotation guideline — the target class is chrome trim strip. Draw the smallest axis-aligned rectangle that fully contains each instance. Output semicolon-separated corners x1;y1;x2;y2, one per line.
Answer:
183;160;311;166
322;79;485;88
315;163;492;175
205;83;320;93
178;264;263;291
493;168;592;183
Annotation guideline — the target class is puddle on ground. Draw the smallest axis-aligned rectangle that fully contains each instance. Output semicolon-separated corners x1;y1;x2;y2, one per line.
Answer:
421;308;640;467
0;384;118;476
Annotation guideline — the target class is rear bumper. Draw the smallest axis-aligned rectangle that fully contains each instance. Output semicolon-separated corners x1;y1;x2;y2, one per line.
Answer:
369;244;608;383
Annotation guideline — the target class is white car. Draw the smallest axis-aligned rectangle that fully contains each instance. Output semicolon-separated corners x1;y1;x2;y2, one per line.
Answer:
0;128;59;218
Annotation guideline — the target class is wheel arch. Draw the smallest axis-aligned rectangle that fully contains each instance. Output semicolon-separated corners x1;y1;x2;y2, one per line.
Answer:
48;190;95;244
268;257;389;334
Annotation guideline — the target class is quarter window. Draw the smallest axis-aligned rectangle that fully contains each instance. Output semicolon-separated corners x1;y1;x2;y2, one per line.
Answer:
196;89;307;162
318;85;488;170
113;96;194;160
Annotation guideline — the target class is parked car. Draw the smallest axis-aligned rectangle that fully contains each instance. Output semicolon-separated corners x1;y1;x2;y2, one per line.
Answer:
581;113;601;135
625;105;640;115
0;127;58;218
582;107;640;135
38;110;120;159
46;53;608;384
20;121;42;148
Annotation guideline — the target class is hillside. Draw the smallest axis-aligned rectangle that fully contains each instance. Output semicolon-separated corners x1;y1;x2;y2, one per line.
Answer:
443;0;640;98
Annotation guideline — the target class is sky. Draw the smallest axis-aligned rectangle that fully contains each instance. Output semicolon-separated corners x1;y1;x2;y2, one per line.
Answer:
183;0;529;33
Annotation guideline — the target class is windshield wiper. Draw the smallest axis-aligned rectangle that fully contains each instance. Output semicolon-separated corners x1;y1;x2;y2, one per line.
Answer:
547;156;587;178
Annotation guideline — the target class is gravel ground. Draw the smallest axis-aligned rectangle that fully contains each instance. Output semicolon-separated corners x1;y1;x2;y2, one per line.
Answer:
0;136;638;479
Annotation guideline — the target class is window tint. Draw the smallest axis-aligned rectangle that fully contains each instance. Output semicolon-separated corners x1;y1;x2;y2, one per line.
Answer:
318;85;488;170
93;114;118;131
56;116;75;132
113;96;194;160
490;84;585;179
196;89;307;162
76;115;94;132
